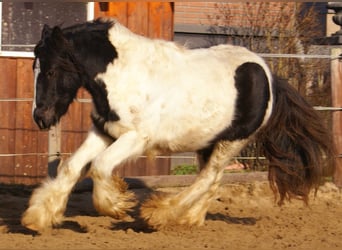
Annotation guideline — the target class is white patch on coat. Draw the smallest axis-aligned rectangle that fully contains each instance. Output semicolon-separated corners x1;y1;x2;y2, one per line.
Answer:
32;58;40;116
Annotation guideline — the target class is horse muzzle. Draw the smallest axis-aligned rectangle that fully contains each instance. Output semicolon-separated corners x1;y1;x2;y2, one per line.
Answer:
33;108;58;130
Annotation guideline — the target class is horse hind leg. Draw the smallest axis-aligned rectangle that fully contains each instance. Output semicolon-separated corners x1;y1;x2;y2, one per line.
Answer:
140;139;248;228
141;62;271;227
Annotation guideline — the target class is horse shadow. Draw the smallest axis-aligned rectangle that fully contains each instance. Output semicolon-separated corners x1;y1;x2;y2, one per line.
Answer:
109;213;259;234
0;180;259;235
110;188;259;233
0;183;38;235
63;184;260;233
109;183;156;233
206;213;259;225
58;178;155;234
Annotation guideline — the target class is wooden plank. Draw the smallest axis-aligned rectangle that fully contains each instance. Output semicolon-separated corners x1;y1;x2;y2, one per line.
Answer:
144;157;170;176
113;158;147;177
36;130;49;181
148;2;174;39
331;48;342;187
0;58;49;185
0;58;17;184
94;2;174;40
127;2;149;36
79;89;92;141
13;58;38;185
60;95;84;161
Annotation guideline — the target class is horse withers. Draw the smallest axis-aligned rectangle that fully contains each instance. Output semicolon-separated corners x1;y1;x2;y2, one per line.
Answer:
22;18;334;231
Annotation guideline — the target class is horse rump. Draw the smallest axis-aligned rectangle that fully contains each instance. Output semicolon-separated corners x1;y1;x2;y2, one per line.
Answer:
256;77;335;205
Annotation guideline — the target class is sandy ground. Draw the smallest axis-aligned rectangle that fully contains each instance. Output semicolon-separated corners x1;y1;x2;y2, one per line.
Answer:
0;180;341;250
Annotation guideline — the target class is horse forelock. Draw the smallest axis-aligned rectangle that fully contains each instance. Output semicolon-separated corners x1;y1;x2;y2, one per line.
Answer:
34;36;80;76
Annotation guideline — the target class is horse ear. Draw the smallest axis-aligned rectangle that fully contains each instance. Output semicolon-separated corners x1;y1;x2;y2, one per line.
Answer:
41;24;52;39
51;26;65;42
41;25;64;41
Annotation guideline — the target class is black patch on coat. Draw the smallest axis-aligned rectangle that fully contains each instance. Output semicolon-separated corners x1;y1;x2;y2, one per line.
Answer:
218;62;270;140
197;62;270;165
196;146;215;168
90;79;119;136
63;19;118;79
88;79;120;120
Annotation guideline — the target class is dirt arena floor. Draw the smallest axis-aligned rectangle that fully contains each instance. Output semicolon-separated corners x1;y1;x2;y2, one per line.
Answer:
0;180;341;250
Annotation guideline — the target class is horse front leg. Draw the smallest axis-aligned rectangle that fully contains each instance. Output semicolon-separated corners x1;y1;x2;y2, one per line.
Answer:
21;127;112;232
89;131;147;219
141;139;248;228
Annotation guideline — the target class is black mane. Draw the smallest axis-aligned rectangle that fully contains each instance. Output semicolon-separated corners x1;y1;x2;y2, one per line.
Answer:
62;18;118;79
34;18;117;78
62;18;115;35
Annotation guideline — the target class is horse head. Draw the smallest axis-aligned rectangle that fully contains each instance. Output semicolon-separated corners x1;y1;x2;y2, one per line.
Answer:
32;24;82;130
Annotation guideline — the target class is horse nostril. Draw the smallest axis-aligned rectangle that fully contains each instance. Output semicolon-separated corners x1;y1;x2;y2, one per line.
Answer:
33;108;43;120
33;109;48;130
33;107;58;130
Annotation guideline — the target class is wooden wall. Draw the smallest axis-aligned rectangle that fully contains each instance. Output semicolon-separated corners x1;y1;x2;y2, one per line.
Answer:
0;2;174;185
0;57;48;185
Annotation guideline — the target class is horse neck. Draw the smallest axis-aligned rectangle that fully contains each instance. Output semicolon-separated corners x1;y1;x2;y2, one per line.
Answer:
67;29;118;81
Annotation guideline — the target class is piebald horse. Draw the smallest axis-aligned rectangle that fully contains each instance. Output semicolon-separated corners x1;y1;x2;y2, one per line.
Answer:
22;18;334;231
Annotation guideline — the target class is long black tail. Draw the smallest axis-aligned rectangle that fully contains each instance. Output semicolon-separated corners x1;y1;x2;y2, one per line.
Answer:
257;77;335;205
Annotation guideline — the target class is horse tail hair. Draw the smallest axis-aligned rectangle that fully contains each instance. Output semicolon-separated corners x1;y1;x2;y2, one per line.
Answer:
256;77;335;205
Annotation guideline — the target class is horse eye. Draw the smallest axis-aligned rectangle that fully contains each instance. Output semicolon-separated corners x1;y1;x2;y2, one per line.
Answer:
46;70;55;78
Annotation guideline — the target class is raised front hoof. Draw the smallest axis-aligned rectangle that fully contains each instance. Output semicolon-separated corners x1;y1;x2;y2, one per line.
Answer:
140;193;206;229
92;176;137;219
21;205;63;232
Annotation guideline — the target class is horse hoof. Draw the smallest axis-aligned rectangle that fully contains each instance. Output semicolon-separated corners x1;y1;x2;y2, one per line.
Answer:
21;206;61;232
140;192;207;228
140;192;177;228
21;221;41;232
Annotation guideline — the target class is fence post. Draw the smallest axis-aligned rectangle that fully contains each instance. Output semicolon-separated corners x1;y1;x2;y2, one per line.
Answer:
48;123;61;178
331;48;342;187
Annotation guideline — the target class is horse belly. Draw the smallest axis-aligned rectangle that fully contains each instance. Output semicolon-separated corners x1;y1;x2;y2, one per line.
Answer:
151;89;237;153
